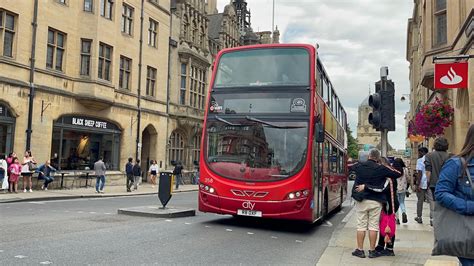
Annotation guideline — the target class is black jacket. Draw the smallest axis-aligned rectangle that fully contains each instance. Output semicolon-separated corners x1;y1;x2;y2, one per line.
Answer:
125;162;133;175
351;160;402;203
132;164;141;176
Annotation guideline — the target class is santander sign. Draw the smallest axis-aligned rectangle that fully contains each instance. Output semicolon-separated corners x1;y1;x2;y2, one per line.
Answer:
434;62;468;89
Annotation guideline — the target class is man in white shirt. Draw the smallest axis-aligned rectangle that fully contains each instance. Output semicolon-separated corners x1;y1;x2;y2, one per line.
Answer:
414;147;433;225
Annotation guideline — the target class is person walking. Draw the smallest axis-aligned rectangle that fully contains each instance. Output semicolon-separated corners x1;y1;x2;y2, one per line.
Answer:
94;157;106;193
125;157;134;192
8;157;21;193
435;124;474;265
21;150;36;192
36;160;57;190
425;137;450;198
148;160;159;188
0;155;8;192
351;149;402;259
414;147;434;225
393;158;410;224
133;159;142;191
173;161;183;190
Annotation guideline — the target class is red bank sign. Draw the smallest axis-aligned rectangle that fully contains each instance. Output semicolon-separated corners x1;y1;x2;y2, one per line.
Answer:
434;62;469;89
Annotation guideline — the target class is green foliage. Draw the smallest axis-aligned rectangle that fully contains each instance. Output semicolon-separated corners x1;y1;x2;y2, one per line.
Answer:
346;125;359;159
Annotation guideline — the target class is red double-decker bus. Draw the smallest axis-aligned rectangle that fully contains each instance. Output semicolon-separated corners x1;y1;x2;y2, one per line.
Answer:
198;44;348;223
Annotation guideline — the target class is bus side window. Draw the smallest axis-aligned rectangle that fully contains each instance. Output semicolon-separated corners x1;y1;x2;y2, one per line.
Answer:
323;142;329;173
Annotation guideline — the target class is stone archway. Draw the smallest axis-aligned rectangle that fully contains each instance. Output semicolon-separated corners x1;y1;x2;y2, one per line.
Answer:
141;124;158;182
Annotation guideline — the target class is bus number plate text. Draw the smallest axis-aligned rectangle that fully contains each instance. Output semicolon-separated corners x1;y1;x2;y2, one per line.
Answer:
237;209;262;217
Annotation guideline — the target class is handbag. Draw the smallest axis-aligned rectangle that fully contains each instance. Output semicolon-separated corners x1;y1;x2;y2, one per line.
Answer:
432;158;474;259
28;161;37;171
379;178;396;242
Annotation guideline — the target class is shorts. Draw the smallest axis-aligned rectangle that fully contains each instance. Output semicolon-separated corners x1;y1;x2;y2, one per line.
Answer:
356;199;382;231
151;170;157;176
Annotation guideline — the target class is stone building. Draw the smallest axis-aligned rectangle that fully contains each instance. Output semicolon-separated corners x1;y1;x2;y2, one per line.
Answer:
406;0;473;154
0;0;171;183
208;3;241;57
357;96;380;150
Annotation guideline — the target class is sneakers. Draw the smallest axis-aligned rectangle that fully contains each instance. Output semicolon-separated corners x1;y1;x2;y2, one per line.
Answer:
379;249;395;256
44;187;48;191
430;219;433;226
352;249;366;258
23;189;27;193
402;212;408;223
99;190;104;194
396;218;400;225
368;250;381;258
29;189;33;192
414;217;423;224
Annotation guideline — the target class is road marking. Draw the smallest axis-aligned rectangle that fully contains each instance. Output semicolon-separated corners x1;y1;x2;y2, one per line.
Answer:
225;229;233;232
104;213;112;215
40;261;53;265
247;232;254;235
205;225;211;228
28;201;45;204
184;222;191;225
295;240;303;243
77;211;84;213
165;219;172;222
322;220;333;227
0;250;4;252
64;210;70;213
14;255;27;259
271;236;278;239
89;212;97;214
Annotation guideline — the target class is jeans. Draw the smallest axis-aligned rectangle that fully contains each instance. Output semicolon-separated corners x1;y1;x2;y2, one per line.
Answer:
459;257;474;266
416;189;434;219
397;192;406;213
126;174;134;191
96;175;105;192
43;176;54;188
175;174;183;189
133;176;141;190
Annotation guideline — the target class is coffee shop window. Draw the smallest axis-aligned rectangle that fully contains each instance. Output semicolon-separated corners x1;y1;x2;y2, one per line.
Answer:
50;115;121;171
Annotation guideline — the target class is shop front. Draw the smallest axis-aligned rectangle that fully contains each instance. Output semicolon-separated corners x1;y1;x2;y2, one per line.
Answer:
0;103;15;158
51;115;121;170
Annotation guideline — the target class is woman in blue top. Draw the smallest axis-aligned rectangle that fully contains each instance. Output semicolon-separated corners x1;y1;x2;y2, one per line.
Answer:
435;124;474;266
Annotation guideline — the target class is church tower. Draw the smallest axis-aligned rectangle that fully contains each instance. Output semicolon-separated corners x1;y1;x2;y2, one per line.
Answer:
232;0;251;32
357;96;381;150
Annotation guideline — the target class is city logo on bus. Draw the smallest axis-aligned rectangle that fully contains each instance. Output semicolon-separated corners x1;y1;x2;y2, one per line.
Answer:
242;201;255;210
291;98;306;112
210;101;223;112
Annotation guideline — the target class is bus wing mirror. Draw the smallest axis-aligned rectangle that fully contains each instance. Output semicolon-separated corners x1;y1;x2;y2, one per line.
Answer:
315;122;325;143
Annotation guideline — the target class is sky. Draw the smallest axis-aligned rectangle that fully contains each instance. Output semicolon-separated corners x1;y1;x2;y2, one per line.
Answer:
217;0;414;150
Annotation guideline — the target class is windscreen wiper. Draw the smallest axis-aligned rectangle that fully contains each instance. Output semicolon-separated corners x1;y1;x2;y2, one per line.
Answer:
245;116;305;129
214;115;242;126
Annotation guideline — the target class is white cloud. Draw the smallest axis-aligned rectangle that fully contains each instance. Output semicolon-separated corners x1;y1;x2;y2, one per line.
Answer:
217;0;413;150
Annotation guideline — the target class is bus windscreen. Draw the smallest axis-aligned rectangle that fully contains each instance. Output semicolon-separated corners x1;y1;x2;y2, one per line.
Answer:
214;48;310;88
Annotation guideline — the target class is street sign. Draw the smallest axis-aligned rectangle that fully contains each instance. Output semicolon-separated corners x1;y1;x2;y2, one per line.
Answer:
434;62;468;89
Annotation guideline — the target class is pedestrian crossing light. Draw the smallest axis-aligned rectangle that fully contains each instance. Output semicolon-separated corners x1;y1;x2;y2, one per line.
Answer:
368;92;382;130
368;79;396;131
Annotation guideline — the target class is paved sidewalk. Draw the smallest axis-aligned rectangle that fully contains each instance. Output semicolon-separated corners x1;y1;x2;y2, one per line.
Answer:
317;195;459;266
0;184;198;203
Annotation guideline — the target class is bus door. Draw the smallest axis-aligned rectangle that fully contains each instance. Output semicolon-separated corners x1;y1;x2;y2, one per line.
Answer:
313;140;324;219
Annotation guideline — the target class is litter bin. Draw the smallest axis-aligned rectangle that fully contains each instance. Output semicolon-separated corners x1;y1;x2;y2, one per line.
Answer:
158;170;173;208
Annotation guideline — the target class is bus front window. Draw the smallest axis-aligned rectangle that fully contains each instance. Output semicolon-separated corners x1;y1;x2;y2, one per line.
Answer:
206;120;308;182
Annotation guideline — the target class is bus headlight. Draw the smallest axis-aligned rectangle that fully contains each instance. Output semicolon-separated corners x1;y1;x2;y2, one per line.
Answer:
287;189;310;200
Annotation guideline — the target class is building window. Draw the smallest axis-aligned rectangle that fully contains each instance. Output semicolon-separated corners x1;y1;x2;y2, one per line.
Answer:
98;42;112;81
0;10;16;58
146;66;156;97
190;66;206;109
119;56;131;90
80;39;92;76
100;0;113;19
434;0;447;46
46;28;66;71
180;63;187;105
168;131;184;165
121;4;133;35
192;133;201;164
84;0;93;12
148;19;158;47
183;15;189;40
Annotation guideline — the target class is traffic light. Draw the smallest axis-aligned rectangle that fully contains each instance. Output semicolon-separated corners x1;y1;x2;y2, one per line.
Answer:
368;79;395;131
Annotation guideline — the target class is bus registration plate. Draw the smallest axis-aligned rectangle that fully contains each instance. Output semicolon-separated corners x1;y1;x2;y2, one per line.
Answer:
237;209;262;217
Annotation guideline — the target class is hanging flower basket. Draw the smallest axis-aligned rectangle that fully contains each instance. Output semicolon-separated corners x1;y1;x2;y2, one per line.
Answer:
411;97;454;139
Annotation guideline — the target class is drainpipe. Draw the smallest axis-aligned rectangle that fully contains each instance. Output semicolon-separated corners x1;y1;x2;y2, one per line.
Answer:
165;5;175;168
26;0;39;150
135;0;145;160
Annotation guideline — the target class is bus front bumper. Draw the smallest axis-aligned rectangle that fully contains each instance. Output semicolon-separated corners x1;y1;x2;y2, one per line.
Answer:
198;191;313;221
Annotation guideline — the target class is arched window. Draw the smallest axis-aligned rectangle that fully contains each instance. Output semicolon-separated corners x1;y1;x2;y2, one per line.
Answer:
168;130;184;164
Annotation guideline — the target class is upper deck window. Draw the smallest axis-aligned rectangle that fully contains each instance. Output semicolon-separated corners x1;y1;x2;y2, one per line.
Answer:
214;48;310;88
